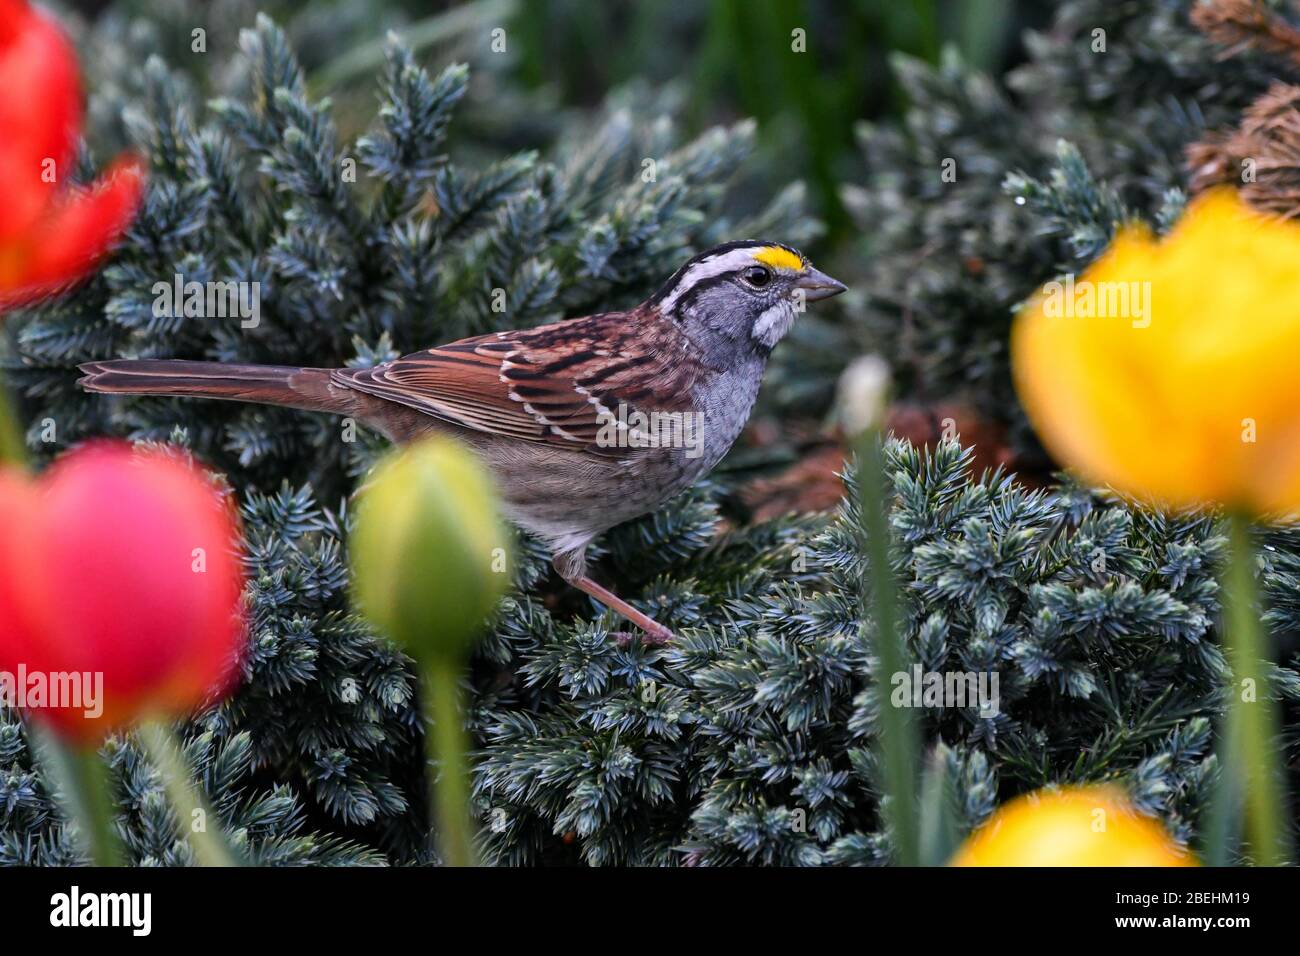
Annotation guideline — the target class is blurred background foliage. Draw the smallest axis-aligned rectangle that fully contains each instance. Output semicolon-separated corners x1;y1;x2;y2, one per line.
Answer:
65;0;1043;240
507;0;1040;236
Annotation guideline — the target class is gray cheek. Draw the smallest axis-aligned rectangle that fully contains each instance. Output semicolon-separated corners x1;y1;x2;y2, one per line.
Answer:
685;287;752;339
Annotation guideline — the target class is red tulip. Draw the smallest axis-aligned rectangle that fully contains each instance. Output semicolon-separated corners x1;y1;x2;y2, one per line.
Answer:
0;0;144;310
0;443;246;742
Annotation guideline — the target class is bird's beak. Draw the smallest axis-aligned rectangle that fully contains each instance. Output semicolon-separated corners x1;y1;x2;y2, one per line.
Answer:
797;267;848;301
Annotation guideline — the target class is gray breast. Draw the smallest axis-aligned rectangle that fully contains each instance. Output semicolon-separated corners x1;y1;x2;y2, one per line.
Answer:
634;355;765;507
465;356;767;549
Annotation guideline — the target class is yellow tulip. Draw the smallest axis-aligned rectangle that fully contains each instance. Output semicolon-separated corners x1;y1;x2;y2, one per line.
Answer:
1012;188;1300;514
951;786;1194;867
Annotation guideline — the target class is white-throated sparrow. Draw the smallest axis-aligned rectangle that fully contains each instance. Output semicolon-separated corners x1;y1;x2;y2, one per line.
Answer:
79;241;846;642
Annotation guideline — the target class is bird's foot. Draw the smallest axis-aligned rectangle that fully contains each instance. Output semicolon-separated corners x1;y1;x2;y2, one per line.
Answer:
643;620;675;645
612;624;674;648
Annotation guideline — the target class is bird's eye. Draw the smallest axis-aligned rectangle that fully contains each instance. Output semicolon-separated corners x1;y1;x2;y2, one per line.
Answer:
741;266;772;289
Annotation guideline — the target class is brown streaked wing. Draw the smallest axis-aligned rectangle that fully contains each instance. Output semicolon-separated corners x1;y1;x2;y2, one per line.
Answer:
332;309;703;453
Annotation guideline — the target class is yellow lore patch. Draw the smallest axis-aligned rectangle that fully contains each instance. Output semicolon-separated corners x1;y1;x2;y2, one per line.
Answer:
752;246;805;272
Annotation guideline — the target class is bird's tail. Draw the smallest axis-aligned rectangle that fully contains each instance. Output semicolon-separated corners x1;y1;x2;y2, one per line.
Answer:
77;359;354;416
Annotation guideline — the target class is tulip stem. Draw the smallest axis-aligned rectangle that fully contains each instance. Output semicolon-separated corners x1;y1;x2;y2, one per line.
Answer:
29;723;124;866
1211;512;1292;866
137;720;239;867
69;747;125;867
0;385;26;468
426;661;475;866
855;432;921;866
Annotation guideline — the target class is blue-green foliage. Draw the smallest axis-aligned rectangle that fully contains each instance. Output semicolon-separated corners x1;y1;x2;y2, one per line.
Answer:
474;440;1295;865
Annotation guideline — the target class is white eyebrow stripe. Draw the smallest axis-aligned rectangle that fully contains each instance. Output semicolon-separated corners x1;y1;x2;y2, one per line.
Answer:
658;248;766;312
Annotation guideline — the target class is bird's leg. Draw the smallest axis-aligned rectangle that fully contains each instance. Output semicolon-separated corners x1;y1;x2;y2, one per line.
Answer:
568;575;675;646
552;550;674;645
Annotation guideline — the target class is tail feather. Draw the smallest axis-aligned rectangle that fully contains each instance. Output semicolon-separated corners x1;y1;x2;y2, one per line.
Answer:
78;359;353;415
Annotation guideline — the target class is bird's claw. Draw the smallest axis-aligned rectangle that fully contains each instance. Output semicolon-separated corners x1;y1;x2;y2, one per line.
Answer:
612;625;674;648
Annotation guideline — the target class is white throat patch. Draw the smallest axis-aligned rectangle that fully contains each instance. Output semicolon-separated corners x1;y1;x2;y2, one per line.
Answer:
752;300;796;349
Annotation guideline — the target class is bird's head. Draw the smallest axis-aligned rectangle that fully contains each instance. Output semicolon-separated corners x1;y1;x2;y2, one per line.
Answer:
649;240;846;357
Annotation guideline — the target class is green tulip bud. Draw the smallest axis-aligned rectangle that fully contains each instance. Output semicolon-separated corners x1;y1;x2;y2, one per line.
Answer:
350;437;510;865
351;437;511;663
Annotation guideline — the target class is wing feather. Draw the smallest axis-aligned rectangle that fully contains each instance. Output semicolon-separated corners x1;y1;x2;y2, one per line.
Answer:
333;310;702;453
